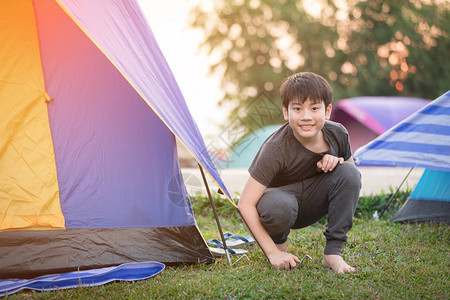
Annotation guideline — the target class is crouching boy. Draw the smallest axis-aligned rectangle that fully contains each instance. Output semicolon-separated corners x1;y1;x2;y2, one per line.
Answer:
238;72;361;273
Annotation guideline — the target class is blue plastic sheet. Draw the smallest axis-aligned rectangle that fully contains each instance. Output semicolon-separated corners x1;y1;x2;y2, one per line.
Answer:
0;261;164;296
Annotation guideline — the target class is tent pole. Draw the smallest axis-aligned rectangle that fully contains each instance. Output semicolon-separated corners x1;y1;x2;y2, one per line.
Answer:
379;167;414;219
214;183;271;265
198;164;232;265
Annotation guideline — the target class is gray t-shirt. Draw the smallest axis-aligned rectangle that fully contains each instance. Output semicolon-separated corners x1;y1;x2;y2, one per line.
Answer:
249;121;352;187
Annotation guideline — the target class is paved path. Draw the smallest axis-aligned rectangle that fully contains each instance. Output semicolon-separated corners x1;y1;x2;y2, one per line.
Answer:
181;167;424;198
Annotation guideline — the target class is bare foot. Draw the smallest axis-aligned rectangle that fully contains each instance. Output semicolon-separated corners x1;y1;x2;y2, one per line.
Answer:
322;254;355;273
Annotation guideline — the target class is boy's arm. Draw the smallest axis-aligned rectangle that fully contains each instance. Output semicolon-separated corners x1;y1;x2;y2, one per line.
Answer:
238;176;301;270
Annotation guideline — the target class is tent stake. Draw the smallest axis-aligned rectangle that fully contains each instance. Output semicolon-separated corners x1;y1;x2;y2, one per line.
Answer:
379;167;414;219
198;164;232;265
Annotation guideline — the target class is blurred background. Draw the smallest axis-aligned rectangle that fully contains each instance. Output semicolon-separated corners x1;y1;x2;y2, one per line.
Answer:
139;0;449;190
187;0;448;134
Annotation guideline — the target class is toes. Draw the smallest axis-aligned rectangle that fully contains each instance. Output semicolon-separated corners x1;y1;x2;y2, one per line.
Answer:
342;266;356;273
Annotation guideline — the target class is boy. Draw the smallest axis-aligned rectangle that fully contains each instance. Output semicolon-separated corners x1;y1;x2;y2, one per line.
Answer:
238;72;361;273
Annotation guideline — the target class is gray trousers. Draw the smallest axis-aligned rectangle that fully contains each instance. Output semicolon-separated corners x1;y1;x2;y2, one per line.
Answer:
256;162;361;255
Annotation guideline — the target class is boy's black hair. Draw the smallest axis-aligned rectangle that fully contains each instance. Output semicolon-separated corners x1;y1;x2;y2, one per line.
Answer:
280;72;333;108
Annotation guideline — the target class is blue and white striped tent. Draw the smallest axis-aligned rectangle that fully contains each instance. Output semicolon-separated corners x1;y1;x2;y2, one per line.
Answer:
354;91;450;222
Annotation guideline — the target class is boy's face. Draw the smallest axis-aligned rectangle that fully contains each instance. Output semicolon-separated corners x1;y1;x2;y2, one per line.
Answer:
283;98;332;144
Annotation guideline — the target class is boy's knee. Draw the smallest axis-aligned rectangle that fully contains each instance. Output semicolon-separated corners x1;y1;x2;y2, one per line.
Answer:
337;162;361;189
257;191;297;234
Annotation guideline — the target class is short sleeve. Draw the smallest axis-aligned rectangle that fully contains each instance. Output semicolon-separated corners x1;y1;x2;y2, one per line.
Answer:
340;125;352;160
248;141;284;186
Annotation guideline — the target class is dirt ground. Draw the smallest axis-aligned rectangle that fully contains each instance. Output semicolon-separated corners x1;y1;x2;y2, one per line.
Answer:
181;167;424;197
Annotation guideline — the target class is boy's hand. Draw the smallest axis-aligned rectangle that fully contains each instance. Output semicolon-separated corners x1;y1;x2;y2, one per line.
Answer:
268;251;301;270
317;154;344;173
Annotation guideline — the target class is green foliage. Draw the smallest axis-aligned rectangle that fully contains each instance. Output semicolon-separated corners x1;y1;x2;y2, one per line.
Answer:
190;191;239;218
356;188;411;220
341;0;450;98
189;0;450;131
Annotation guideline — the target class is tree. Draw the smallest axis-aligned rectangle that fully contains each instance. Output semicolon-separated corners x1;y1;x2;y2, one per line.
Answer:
189;0;449;131
337;0;449;98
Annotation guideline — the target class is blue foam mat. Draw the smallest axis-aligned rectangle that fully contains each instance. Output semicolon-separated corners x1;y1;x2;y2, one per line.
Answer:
0;261;165;296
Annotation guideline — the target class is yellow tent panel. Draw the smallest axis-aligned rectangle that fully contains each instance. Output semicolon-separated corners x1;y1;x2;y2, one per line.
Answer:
0;1;64;230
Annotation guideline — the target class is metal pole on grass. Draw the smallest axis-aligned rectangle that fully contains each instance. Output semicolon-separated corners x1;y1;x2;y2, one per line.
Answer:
198;163;232;265
379;167;414;219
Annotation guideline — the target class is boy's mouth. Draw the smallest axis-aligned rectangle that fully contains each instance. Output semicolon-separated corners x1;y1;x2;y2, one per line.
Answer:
299;124;314;130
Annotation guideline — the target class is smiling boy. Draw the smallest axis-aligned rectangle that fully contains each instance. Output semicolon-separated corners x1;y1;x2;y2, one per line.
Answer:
238;72;361;273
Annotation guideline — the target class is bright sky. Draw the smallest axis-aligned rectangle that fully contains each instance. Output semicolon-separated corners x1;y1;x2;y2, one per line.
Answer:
137;0;226;139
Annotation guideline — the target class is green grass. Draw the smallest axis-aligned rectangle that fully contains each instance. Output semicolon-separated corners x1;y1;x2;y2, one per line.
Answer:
6;191;450;299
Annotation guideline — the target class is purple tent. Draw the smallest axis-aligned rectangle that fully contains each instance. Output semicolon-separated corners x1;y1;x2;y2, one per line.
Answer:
0;0;232;279
331;97;429;154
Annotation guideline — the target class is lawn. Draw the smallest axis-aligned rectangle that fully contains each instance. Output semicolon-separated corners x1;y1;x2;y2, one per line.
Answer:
5;192;450;299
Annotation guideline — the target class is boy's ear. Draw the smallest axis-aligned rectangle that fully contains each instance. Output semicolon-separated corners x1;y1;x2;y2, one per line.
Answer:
325;104;332;120
282;106;289;121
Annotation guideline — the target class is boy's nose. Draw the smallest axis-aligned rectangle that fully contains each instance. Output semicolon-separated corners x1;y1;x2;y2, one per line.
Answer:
300;110;312;119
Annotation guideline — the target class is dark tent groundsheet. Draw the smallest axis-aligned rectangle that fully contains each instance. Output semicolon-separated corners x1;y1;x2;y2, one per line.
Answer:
391;169;450;223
